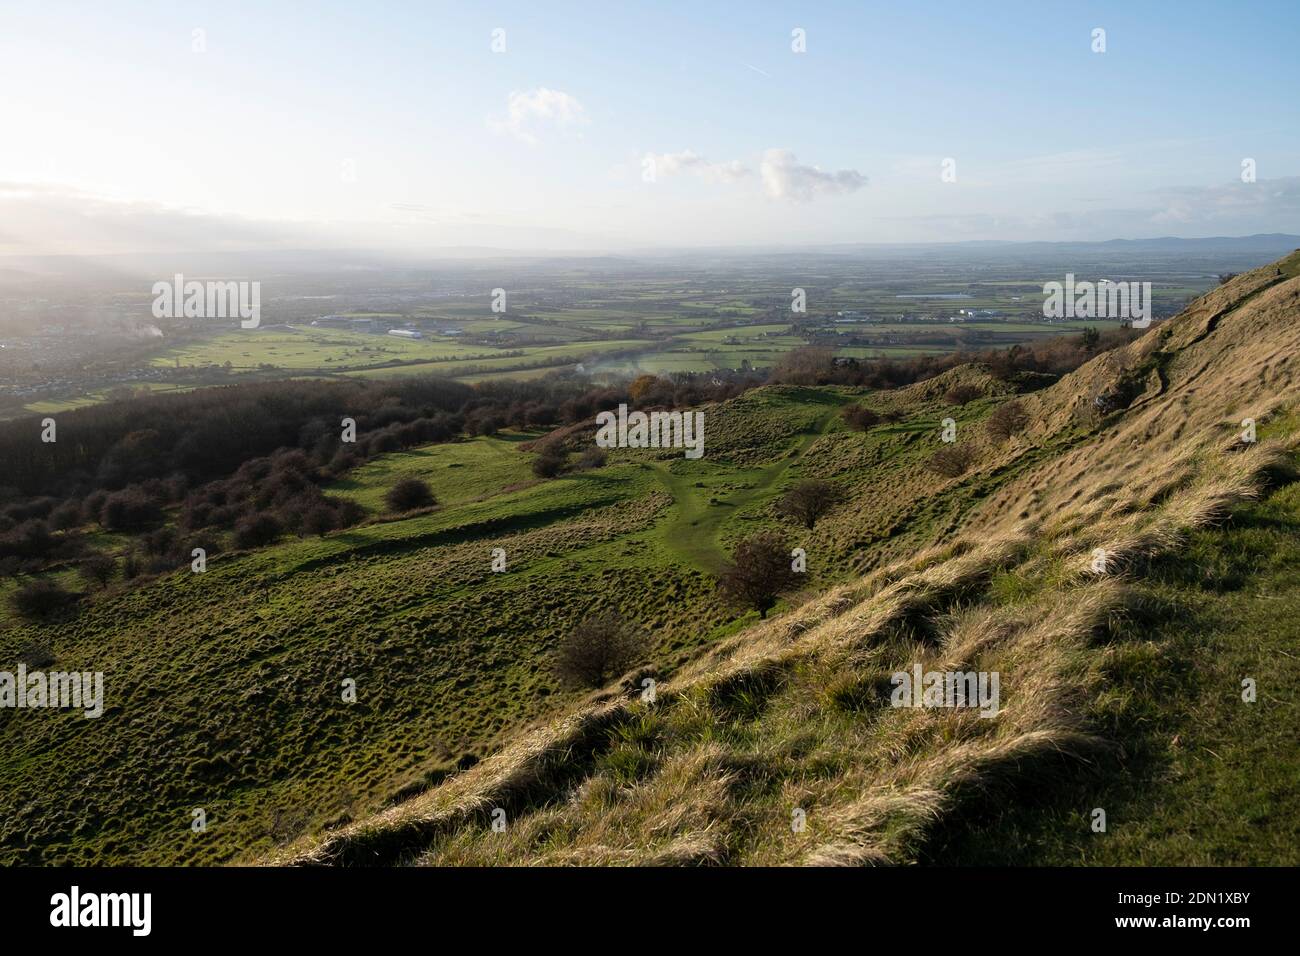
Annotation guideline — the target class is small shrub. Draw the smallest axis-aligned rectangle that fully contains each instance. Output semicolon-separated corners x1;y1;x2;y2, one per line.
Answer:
0;520;54;560
233;512;282;549
841;404;880;431
384;477;436;512
99;489;163;531
48;501;84;530
927;444;976;478
10;580;77;620
985;399;1030;442
300;505;338;537
945;384;982;405
532;448;567;479
553;611;644;689
331;498;366;529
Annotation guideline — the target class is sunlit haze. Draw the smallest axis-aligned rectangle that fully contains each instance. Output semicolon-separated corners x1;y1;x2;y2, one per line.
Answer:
2;0;1299;257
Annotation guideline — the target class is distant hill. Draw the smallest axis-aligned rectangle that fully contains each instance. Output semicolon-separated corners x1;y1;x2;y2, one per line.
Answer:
2;234;1297;281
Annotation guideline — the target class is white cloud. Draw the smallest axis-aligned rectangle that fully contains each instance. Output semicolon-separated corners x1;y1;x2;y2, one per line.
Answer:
489;88;586;144
1148;177;1300;225
643;150;751;183
760;149;867;202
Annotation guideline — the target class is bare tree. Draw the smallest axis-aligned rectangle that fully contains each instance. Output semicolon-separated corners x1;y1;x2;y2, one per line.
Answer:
78;554;116;590
553;611;645;688
718;532;800;619
985;399;1030;442
776;479;844;530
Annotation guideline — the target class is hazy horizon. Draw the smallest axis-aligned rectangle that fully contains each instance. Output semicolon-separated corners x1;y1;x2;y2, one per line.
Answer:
2;0;1298;259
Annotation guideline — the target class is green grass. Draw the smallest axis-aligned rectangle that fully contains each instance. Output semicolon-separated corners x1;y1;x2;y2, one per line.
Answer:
343;340;653;379
9;375;1280;866
328;433;540;512
927;478;1300;865
644;403;843;573
23;383;196;415
151;326;488;371
0;385;880;864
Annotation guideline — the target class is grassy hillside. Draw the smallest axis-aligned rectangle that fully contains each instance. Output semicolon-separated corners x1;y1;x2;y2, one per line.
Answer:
3;377;964;864
934;456;1300;865
272;252;1300;866
3;253;1297;866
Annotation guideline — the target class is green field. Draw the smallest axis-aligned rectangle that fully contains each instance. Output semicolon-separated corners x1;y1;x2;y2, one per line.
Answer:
342;339;654;379
150;326;490;371
23;382;196;415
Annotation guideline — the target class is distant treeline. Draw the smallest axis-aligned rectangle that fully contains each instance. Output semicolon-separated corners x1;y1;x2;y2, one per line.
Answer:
768;326;1141;388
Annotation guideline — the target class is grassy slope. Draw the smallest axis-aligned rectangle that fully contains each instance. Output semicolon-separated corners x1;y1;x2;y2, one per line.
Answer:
276;438;1295;868
3;384;940;864
6;257;1296;866
931;460;1300;865
272;255;1300;867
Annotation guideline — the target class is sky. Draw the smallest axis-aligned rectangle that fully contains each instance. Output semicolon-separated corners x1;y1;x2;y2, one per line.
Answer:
1;0;1298;256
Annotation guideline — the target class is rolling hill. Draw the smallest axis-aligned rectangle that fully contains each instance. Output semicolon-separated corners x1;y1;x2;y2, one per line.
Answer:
274;251;1300;866
3;252;1298;866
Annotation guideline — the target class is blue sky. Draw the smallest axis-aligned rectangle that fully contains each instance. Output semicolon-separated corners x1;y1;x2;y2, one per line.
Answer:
1;0;1297;254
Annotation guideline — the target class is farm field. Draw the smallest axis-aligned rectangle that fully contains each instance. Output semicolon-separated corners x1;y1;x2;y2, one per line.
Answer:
149;326;493;371
342;339;654;379
7;246;1243;419
22;382;197;415
133;308;1149;394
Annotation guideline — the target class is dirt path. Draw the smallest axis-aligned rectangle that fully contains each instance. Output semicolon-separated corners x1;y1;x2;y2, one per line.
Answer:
650;409;837;573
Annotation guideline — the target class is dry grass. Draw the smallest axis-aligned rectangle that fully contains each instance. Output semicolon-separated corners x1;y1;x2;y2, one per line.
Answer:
274;444;1278;867
270;258;1300;867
